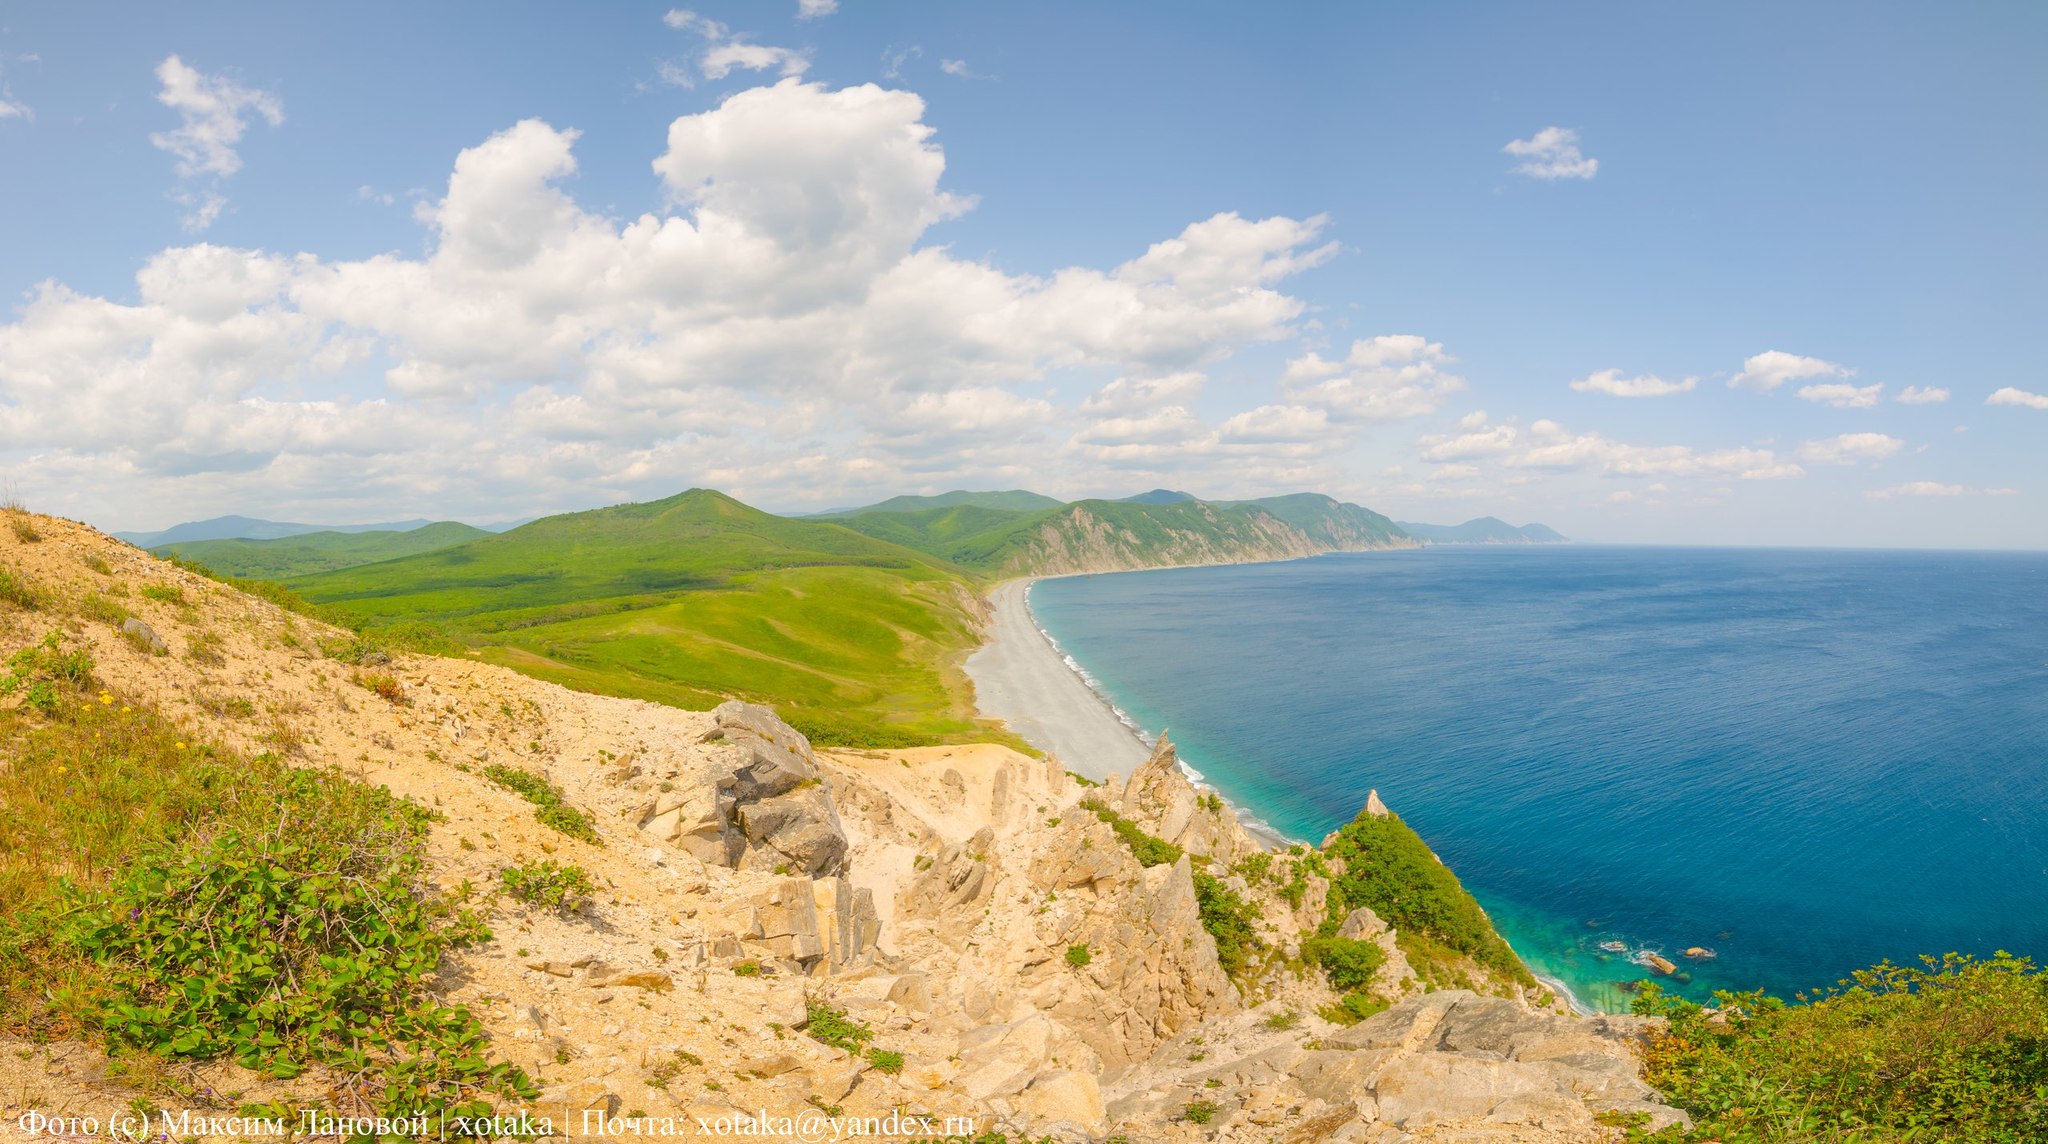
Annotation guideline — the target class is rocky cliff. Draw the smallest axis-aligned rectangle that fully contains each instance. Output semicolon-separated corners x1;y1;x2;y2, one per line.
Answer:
0;512;1684;1142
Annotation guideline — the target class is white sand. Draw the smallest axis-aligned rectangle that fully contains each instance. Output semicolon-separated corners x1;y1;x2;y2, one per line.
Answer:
965;579;1152;780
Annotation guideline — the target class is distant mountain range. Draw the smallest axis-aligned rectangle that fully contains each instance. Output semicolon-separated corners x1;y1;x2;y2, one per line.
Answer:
153;521;492;579
1396;517;1568;544
116;514;526;548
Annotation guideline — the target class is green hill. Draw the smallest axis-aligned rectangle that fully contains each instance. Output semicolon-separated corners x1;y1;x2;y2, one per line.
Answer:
815;489;1064;517
831;493;1414;577
288;490;997;747
155;521;490;579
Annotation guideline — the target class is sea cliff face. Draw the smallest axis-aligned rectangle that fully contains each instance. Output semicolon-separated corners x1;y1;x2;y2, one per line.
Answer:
0;512;1682;1142
1001;500;1416;578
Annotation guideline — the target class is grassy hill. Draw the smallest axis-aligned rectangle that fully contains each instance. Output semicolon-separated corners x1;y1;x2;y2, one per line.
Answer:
1396;516;1567;544
287;490;998;746
814;489;1064;516
155;520;489;578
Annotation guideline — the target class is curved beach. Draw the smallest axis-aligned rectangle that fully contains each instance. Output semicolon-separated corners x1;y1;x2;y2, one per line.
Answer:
965;579;1152;781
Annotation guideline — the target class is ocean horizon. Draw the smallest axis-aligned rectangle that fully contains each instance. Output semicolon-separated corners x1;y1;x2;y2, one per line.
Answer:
1026;544;2048;1012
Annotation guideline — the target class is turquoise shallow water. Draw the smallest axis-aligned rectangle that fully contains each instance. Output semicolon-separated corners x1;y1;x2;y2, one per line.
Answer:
1027;546;2048;1011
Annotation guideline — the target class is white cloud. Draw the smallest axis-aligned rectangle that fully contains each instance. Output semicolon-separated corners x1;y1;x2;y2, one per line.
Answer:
0;90;29;121
797;0;838;18
1796;433;1903;465
1;79;1350;523
149;56;282;178
148;56;283;232
1868;482;2019;500
1418;423;1517;462
1503;127;1598;180
1569;368;1696;398
662;9;811;84
1728;350;1852;392
1506;423;1803;480
940;59;990;79
1987;386;2048;410
1896;385;1948;405
1797;381;1884;408
1280;335;1465;423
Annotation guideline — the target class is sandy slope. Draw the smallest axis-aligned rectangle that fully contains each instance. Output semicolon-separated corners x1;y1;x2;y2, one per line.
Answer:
963;580;1150;781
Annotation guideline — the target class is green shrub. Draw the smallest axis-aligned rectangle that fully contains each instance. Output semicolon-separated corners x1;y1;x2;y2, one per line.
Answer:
139;584;184;605
863;1047;904;1074
1080;798;1184;867
1;632;94;716
0;686;532;1126
499;860;593;911
1262;1009;1299;1031
1066;944;1092;968
731;960;761;977
1319;992;1390;1026
483;764;602;846
804;1003;874;1052
1303;934;1385;992
1191;871;1260;979
1320;809;1530;984
1183;1099;1218;1125
1633;952;2048;1142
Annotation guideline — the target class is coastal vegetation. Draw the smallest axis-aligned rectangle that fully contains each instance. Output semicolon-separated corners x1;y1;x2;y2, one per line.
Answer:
0;631;535;1124
1318;808;1536;987
1629;952;2048;1142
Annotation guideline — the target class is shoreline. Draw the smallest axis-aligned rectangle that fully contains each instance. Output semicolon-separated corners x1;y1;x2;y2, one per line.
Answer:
964;576;1295;851
964;565;1597;1012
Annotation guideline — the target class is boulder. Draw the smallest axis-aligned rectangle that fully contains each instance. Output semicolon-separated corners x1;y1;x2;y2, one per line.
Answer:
120;618;167;654
1017;1070;1105;1133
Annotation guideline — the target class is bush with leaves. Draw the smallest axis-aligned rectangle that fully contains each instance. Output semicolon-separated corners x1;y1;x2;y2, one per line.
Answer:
1631;952;2048;1142
500;859;594;911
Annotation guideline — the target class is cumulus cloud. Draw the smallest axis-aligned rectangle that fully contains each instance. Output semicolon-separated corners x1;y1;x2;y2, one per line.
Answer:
0;90;29;121
1569;369;1696;398
1896;385;1949;405
0;78;1353;524
1728;350;1852;392
149;56;283;231
1797;382;1884;408
1505;422;1803;480
1868;482;2018;500
1987;386;2048;410
1280;335;1465;424
1796;433;1903;465
797;0;837;17
1503;127;1597;180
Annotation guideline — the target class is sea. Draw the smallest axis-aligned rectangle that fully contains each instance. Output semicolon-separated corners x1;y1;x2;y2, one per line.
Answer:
1025;545;2048;1012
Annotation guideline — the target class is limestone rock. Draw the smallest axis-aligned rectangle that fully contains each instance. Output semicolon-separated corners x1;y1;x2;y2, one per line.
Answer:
1112;734;1262;869
120;618;167;654
1017;1070;1105;1133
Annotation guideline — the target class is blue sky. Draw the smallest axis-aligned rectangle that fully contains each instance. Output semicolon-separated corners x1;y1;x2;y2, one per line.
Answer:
0;2;2043;546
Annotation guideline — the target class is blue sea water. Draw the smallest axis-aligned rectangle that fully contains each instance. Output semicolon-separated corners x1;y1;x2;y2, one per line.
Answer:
1027;546;2048;1011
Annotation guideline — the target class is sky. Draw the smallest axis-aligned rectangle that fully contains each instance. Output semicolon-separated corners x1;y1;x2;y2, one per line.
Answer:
0;2;2043;547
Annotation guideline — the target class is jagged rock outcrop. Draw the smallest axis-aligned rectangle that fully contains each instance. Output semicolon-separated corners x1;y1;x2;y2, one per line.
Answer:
633;700;850;877
1114;732;1264;869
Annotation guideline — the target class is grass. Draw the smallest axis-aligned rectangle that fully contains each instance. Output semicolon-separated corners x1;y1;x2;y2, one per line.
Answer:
1630;953;2048;1142
274;491;1024;748
154;522;490;580
0;638;532;1122
482;764;602;845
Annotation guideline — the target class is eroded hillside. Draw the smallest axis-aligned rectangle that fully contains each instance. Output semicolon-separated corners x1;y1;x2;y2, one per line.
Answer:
0;510;1686;1142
